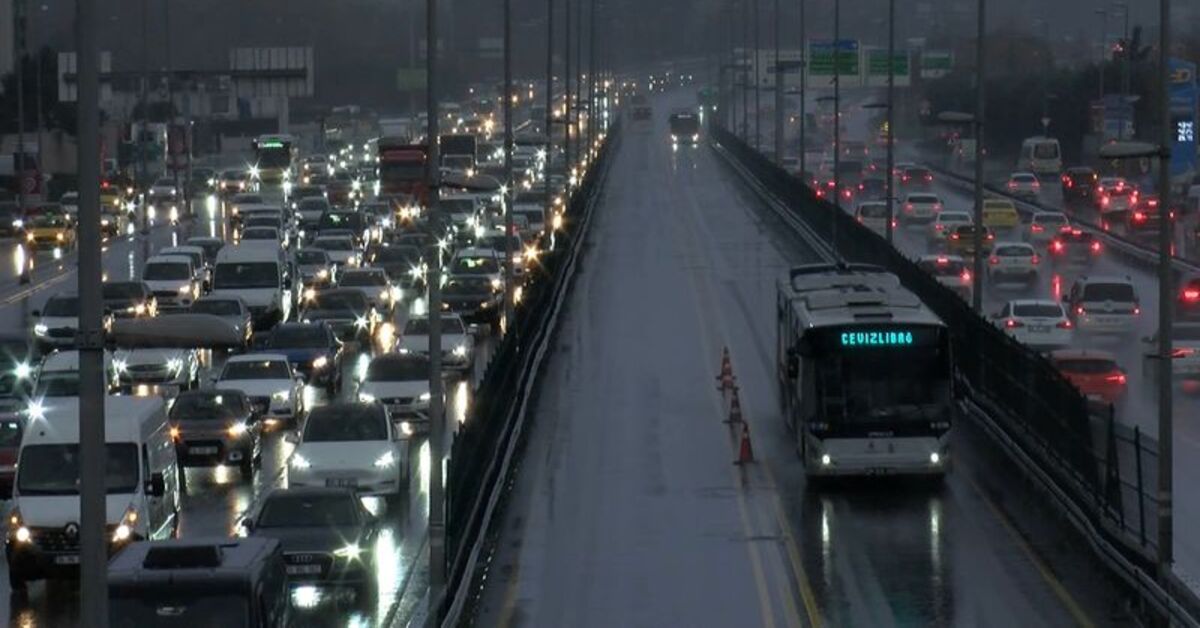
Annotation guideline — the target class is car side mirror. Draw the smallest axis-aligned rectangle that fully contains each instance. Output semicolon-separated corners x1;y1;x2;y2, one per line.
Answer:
239;517;254;533
146;472;166;497
31;310;40;318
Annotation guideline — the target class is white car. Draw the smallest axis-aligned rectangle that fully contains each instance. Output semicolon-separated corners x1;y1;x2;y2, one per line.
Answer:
58;191;79;216
338;267;401;314
32;294;83;351
1065;275;1140;335
311;235;360;267
448;247;504;293
357;354;432;432
995;299;1073;349
916;255;973;302
213;354;305;428
987;242;1040;284
143;255;200;309
158;245;210;288
1027;211;1069;246
1006;172;1041;201
147;177;178;204
239;226;285;249
900;192;943;224
189;296;254;346
114;347;200;395
287;402;406;498
854;201;890;236
399;314;475;370
928;210;972;246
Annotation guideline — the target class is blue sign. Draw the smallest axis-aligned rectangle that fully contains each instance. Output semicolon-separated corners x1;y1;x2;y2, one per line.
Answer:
1169;58;1197;179
840;330;914;347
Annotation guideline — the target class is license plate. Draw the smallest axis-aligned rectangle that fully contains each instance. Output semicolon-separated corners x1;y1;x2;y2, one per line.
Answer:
865;467;896;475
54;554;80;565
1030;325;1049;333
189;446;218;455
286;565;322;575
325;478;358;488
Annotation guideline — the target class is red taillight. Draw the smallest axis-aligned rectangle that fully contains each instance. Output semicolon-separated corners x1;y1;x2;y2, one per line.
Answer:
1031;254;1040;265
1173;348;1195;358
1057;320;1073;329
1076;305;1086;315
891;219;897;228
101;181;110;189
843;189;853;199
987;233;995;240
858;183;865;191
950;233;959;240
989;256;999;265
826;180;836;188
1091;241;1102;253
1008;181;1017;189
1105;373;1127;385
961;270;972;282
1101;196;1110;207
934;223;944;231
1051;240;1064;252
925;174;933;182
933;203;943;212
1032;180;1041;188
902;175;910;183
1031;223;1044;233
1183;289;1200;302
1132;211;1146;222
1005;319;1024;328
1133;306;1141;315
904;203;914;213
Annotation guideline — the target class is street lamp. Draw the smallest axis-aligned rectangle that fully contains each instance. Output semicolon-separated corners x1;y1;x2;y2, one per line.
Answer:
973;0;986;314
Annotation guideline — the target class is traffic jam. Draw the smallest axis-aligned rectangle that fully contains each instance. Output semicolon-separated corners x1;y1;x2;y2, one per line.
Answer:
0;96;568;624
813;124;1200;421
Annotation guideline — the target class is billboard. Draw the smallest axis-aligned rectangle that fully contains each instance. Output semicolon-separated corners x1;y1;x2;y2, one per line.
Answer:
1169;57;1197;181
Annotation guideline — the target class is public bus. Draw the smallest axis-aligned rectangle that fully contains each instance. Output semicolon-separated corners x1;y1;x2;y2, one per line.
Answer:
377;137;429;203
776;263;953;477
252;134;298;190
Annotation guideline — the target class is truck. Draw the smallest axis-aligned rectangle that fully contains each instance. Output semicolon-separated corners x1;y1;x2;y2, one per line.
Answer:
440;133;478;172
378;137;429;203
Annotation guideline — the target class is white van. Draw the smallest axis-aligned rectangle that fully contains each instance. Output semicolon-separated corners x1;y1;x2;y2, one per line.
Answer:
210;244;291;328
6;396;180;588
1017;137;1062;176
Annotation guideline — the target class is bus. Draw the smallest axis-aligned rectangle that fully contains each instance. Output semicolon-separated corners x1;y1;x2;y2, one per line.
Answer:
252;134;297;190
776;263;953;477
669;112;701;145
377;137;429;203
1017;136;1062;177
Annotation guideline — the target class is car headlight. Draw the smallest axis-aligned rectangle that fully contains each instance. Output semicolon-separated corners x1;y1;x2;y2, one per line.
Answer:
316;269;329;280
452;345;467;357
333;543;363;560
490;277;503;291
33;324;48;337
227;421;248;437
312;356;329;370
166;358;183;374
399;420;414;436
11;219;23;228
13;362;31;380
419;392;432;402
373;451;396;468
355;316;369;329
114;359;128;374
14;526;31;544
290;453;311;470
178;284;192;295
358;392;376;403
272;390;290;402
380;288;392;302
112;507;139;542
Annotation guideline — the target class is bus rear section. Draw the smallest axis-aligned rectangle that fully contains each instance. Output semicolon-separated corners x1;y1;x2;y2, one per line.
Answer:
776;265;953;477
377;139;429;203
669;112;701;145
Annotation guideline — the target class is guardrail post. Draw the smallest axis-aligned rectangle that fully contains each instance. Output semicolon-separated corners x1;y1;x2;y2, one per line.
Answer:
1105;404;1123;529
1135;425;1146;548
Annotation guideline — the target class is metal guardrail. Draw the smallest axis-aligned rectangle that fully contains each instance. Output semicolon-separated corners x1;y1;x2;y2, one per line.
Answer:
711;124;1200;628
436;121;622;626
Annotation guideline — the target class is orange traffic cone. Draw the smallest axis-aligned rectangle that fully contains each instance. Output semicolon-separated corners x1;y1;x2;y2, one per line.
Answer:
725;387;744;425
735;422;754;466
715;347;736;391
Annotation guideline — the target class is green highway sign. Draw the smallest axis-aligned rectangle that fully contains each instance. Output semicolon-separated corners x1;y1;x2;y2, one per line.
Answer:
867;50;909;76
920;50;954;78
809;40;859;77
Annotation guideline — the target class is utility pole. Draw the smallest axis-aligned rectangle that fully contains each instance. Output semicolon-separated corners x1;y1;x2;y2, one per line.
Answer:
574;0;582;167
544;0;554;254
15;0;26;212
564;0;572;184
741;0;748;141
139;0;150;238
503;0;515;331
798;0;806;181
1155;0;1174;581
752;0;761;151
588;0;597;160
1095;9;1108;101
425;0;447;612
76;0;107;618
972;0;986;313
832;0;840;255
772;0;783;163
885;0;895;244
1117;2;1130;98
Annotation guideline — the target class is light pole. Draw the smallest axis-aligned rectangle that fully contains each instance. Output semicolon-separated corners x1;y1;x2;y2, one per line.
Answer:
752;0;761;151
1095;8;1108;101
14;0;26;216
973;0;987;314
544;0;554;258
886;0;895;244
741;0;749;141
772;0;782;163
832;0;841;255
76;0;108;619
503;0;515;331
1155;0;1173;579
425;0;447;611
798;0;807;181
564;0;572;182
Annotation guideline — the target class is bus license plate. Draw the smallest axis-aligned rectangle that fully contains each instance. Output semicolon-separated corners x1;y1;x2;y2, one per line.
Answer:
866;467;895;475
286;564;322;576
54;554;80;565
189;446;218;455
326;478;357;488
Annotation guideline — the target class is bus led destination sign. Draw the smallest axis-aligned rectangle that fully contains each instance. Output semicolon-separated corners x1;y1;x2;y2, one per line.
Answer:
840;330;914;347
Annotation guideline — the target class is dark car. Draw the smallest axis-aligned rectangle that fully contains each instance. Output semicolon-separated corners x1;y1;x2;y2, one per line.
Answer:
368;244;423;289
1048;228;1103;268
0;411;24;498
1126;194;1177;239
169;389;262;481
1061;166;1098;202
259;322;343;394
0;202;21;238
301;288;377;344
242;487;379;606
1180;275;1200;321
102;281;157;318
318;210;367;244
188;167;217;196
442;274;502;325
899;166;933;187
858;177;887;200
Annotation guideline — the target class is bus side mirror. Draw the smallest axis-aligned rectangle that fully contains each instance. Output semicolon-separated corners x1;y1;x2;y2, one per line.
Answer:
785;350;799;379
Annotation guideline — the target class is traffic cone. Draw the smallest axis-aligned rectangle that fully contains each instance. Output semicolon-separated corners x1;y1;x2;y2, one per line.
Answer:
724;387;744;425
715;347;736;391
735;422;755;466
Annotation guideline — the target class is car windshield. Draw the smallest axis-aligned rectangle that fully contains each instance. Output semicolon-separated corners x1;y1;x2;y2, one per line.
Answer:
144;263;190;281
445;277;492;293
29;213;68;227
33;373;80;398
43;296;80;316
1013;175;1036;183
295;250;329;264
1056;358;1119;374
340;272;388;287
241;228;277;240
908;195;938;203
309;292;367;311
102;283;145;300
190;300;242;316
221;360;290;380
1013;303;1063;318
940;213;970;223
451;257;499;274
366;356;429;381
299;198;330;211
1082;283;1136;302
213;262;278;289
258;493;361;528
302;406;388;442
1036;214;1067;225
372;247;420;265
404;317;465;335
313;238;353;251
442;199;476;215
1033;144;1058;159
17;443;139;495
170;392;249;421
270;326;329;348
995;245;1031;256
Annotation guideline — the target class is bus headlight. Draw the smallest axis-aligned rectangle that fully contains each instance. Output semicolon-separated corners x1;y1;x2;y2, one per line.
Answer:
930;452;942;465
820;454;832;467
